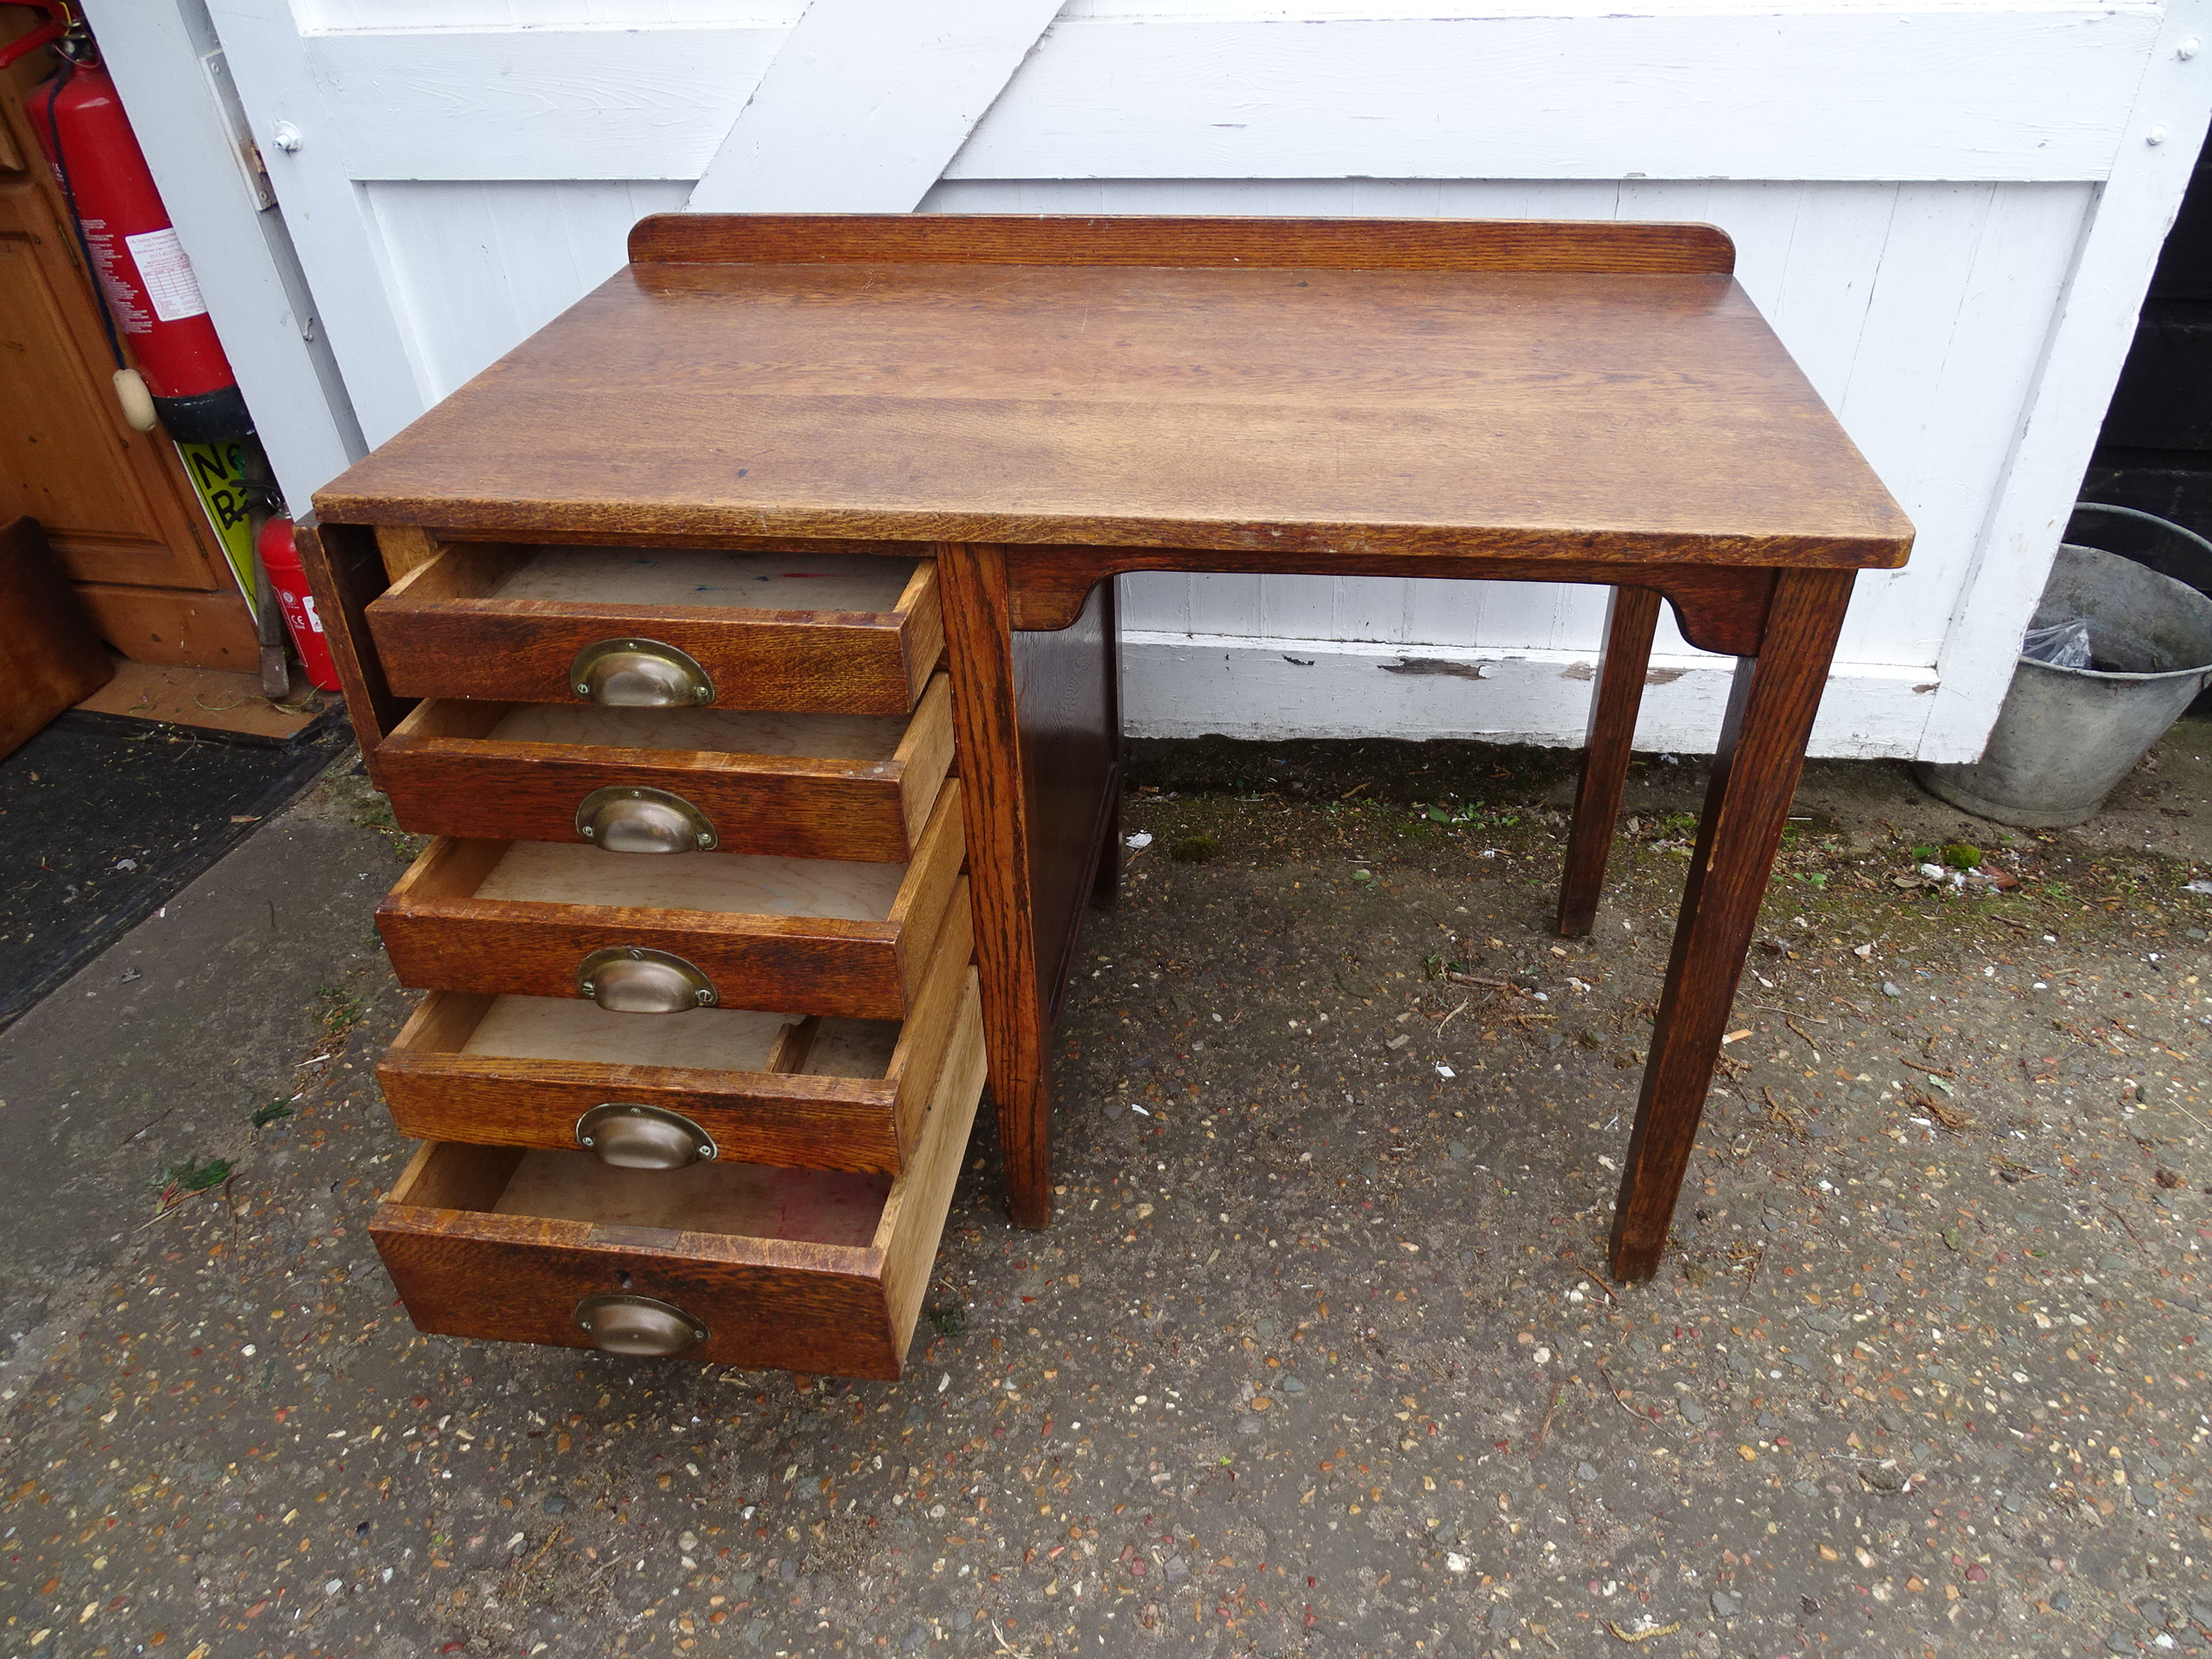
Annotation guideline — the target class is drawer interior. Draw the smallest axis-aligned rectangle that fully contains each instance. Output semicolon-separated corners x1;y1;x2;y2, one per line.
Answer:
501;1151;890;1243
470;841;908;920
480;703;909;760
454;993;899;1077
367;542;943;717
492;548;921;613
400;1143;892;1249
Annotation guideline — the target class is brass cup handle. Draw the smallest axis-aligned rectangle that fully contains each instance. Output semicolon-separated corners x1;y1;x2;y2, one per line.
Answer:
575;785;718;853
573;1293;707;1357
576;947;716;1013
569;637;714;707
576;1103;717;1169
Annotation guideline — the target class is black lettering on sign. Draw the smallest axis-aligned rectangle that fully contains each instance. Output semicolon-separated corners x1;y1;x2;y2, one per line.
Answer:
186;445;230;489
187;442;253;532
205;486;249;533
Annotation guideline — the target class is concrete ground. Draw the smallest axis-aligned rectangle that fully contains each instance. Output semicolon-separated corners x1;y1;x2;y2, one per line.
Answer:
3;725;2210;1659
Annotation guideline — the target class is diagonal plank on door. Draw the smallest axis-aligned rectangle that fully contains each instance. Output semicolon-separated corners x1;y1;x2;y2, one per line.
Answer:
685;0;1068;214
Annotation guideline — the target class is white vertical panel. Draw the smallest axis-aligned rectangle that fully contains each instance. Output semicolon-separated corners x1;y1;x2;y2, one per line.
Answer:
1836;182;2091;672
365;179;689;399
1181;571;1266;636
684;0;1065;214
1830;184;2000;670
1118;571;1196;637
206;0;434;445
1117;637;1941;758
1754;182;1895;405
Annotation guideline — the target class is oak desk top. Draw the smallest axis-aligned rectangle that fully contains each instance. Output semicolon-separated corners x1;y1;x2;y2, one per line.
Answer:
315;214;1911;571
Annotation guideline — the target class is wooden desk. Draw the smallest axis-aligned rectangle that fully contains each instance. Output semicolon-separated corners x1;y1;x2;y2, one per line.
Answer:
311;213;1910;1285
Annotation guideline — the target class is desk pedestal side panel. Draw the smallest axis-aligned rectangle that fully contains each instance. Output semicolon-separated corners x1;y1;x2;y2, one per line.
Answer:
296;519;412;780
1014;577;1121;1025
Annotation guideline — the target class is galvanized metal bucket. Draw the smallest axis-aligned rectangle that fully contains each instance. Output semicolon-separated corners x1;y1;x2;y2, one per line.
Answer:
1914;538;2212;828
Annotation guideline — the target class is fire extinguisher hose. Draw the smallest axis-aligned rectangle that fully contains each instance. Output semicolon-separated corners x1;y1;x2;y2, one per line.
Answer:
0;1;69;71
38;56;126;375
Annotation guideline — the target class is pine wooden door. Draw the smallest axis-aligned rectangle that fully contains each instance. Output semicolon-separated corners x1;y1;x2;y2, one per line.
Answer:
0;34;256;671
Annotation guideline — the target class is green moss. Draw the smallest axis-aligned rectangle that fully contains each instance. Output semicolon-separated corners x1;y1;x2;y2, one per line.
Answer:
1171;833;1222;864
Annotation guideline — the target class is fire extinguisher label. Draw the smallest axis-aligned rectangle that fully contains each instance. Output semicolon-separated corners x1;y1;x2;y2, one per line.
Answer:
121;227;210;323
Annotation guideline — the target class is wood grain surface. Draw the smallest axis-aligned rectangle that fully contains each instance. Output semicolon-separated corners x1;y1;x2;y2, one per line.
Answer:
375;784;963;1021
374;1168;910;1377
71;581;258;672
880;893;975;1158
374;525;442;583
934;562;1150;1233
883;776;969;1002
873;975;987;1371
375;672;955;859
937;544;1051;1229
370;972;985;1378
627;213;1738;273
1556;587;1662;938
1609;569;1854;1282
314;219;1909;568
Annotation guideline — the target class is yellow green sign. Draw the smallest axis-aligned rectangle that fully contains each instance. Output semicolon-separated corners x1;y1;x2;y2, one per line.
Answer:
178;438;258;608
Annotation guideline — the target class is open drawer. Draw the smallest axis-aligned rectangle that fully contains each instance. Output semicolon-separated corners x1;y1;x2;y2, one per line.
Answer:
375;672;954;862
370;969;983;1379
375;782;964;1022
378;883;971;1173
365;544;943;715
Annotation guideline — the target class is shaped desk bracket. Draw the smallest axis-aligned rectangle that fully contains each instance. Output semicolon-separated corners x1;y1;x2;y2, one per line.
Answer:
1000;548;1776;660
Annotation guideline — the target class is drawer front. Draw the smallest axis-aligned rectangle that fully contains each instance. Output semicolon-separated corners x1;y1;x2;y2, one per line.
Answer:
377;888;973;1173
371;975;983;1380
376;677;953;862
375;783;965;1022
365;542;942;716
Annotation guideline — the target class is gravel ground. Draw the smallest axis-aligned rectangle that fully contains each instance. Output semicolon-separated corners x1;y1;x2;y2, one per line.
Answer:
3;730;2210;1659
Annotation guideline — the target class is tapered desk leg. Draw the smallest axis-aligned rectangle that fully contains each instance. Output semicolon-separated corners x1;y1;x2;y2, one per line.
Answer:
1557;586;1662;937
937;543;1053;1229
1609;569;1853;1282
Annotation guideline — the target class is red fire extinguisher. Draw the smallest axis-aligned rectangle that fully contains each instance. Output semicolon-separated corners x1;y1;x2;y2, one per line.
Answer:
259;517;342;692
14;5;252;443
